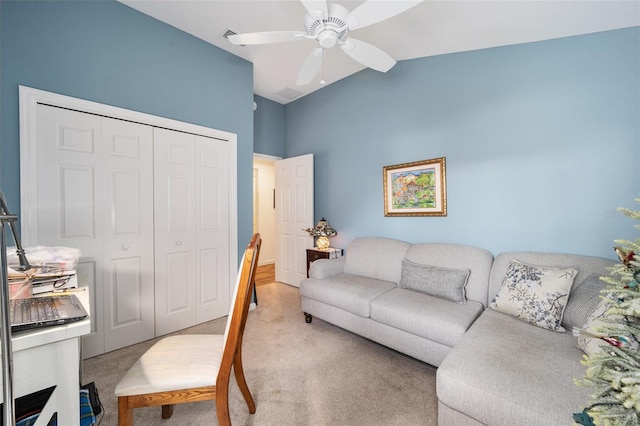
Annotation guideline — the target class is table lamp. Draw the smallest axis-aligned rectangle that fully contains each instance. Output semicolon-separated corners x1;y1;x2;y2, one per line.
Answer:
304;217;337;250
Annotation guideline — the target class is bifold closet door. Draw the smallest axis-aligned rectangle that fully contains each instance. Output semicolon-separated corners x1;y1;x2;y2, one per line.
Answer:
35;105;155;357
153;128;231;336
101;118;155;352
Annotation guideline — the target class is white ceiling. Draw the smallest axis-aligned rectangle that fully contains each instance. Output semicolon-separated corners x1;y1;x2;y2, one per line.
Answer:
119;1;640;104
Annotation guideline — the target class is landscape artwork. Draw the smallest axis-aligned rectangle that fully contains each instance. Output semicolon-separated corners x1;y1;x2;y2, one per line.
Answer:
383;157;447;217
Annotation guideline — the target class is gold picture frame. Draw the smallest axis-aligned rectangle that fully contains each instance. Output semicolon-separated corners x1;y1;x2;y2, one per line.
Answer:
383;157;447;217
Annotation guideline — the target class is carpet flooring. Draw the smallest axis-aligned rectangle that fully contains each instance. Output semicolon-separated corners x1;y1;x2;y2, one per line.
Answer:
82;282;438;425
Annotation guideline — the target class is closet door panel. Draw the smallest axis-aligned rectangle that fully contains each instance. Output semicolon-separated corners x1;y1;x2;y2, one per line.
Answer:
35;105;106;357
154;128;197;335
166;251;191;312
102;117;154;352
111;257;143;324
195;137;230;322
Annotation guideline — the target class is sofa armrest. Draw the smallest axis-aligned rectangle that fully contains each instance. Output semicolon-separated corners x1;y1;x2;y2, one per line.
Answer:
309;257;345;279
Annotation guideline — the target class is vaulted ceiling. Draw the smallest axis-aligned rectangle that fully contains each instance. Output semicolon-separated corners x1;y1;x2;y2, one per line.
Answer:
119;1;640;104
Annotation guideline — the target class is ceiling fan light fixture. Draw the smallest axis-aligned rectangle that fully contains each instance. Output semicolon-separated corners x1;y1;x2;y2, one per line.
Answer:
304;2;349;43
318;30;338;48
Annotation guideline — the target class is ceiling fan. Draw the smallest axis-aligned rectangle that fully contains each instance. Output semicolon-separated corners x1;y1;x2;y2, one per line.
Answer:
228;0;423;86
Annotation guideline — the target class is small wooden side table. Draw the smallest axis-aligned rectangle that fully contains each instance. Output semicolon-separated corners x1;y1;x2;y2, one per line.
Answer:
306;248;343;277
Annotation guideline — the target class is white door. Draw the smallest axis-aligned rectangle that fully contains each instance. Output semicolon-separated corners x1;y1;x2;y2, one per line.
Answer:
34;105;155;356
154;128;230;335
194;135;230;324
275;154;314;287
101;118;155;352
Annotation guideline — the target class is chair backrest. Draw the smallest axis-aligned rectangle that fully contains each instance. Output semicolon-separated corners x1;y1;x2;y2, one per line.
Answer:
221;233;261;359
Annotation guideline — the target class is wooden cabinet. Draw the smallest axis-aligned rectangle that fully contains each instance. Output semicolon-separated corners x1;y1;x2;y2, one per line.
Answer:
306;248;343;277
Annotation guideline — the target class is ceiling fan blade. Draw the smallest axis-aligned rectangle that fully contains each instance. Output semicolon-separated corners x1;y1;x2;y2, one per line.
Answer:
297;48;324;86
228;31;306;45
346;0;424;30
340;38;396;72
300;0;328;20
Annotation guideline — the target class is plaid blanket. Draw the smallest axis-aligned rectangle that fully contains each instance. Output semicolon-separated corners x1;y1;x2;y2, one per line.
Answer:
15;389;96;426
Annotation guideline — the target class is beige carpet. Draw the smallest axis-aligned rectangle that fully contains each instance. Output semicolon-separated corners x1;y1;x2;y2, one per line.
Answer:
82;282;438;425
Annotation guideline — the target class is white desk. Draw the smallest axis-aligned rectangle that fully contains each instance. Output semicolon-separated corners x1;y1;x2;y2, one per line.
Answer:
0;285;91;425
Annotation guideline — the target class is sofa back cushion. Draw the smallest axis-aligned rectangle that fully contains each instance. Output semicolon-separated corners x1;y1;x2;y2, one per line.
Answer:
344;237;411;284
489;252;615;308
562;273;608;330
403;243;494;307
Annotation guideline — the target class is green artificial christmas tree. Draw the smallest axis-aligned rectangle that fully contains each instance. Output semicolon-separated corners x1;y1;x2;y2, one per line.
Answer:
574;198;640;426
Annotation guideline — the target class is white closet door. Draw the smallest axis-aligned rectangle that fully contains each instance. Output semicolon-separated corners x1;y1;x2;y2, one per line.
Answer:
34;106;155;356
154;128;198;335
36;105;106;358
154;129;231;335
195;136;231;323
101;118;155;352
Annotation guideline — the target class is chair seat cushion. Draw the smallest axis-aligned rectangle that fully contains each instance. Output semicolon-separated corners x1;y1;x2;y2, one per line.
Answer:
115;334;224;396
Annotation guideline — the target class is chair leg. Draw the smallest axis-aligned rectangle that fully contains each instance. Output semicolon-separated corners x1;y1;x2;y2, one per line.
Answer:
118;396;133;426
162;404;174;419
216;388;232;426
233;352;256;413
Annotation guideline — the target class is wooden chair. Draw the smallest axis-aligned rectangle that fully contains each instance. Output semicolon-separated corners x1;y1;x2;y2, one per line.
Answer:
115;233;262;426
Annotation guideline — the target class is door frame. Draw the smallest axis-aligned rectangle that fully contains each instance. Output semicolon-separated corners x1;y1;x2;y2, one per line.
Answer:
18;86;239;311
253;153;281;267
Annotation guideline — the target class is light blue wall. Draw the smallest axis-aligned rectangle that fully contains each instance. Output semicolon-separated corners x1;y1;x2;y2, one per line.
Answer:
0;0;255;259
254;95;285;158
2;0;637;262
285;27;640;260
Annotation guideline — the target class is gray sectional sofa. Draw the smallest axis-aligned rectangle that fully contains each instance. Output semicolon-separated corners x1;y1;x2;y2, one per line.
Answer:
299;237;616;425
300;237;494;366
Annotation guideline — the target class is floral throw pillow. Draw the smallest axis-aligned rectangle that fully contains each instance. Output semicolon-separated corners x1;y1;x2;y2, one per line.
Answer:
490;260;577;332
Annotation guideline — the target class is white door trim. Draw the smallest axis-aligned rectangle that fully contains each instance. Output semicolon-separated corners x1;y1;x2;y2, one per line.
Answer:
18;85;238;301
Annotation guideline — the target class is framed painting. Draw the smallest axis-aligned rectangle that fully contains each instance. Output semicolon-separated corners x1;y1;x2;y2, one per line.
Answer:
383;157;447;217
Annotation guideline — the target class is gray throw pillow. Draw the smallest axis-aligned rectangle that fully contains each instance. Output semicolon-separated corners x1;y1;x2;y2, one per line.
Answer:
399;259;470;303
562;273;606;330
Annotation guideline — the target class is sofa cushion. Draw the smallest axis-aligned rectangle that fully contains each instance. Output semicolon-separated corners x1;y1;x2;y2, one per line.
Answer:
490;260;577;332
399;259;470;303
370;288;483;347
343;237;411;284
563;273;606;330
299;274;396;318
437;309;592;425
